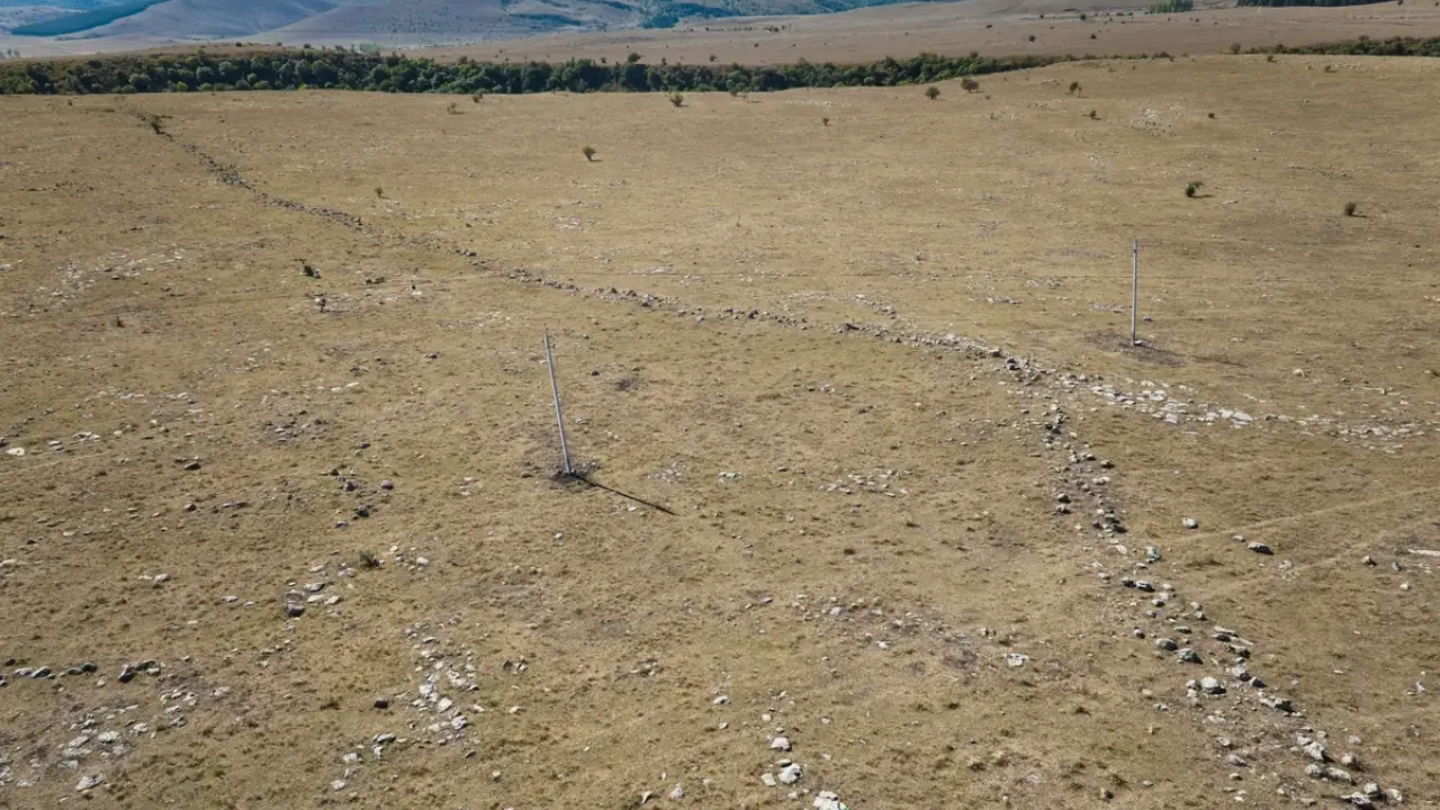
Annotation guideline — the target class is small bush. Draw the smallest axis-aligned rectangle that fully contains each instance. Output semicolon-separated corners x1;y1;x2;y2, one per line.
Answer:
1266;53;1276;62
138;112;169;135
1344;201;1358;216
1230;43;1242;54
472;92;484;103
1185;180;1203;198
1068;81;1081;94
667;92;684;107
821;116;830;126
1088;109;1098;119
358;550;381;569
961;77;980;92
374;187;384;198
1028;34;1036;42
925;85;940;100
446;101;459;114
582;145;597;161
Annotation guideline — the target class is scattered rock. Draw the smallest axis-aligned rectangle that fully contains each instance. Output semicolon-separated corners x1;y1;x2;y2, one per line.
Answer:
75;774;103;792
1260;695;1294;713
1247;542;1273;555
1182;518;1199;529
769;736;792;752
776;762;803;785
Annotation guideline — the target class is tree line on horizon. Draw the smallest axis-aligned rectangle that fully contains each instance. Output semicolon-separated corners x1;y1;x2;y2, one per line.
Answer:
1;36;1438;96
0;50;1061;96
1237;0;1391;6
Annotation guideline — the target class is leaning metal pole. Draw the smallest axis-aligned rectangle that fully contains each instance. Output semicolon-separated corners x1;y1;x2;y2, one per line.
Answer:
543;332;574;476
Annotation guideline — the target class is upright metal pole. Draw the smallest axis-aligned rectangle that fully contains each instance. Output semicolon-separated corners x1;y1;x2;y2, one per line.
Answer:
543;332;574;476
1130;238;1140;346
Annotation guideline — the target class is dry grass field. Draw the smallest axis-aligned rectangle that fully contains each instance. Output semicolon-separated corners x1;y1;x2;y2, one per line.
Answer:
2;54;1439;808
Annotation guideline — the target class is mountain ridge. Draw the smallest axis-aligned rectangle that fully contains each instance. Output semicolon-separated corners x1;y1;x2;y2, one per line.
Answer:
3;0;959;49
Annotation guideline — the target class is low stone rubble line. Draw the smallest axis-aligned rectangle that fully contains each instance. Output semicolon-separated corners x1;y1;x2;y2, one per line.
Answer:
157;127;1432;453
1040;401;1409;808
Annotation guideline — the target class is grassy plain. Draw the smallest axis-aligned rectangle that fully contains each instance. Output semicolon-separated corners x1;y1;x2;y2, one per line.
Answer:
1;54;1438;808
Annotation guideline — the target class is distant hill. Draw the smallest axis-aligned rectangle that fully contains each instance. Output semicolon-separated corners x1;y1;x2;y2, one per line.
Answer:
0;6;74;34
261;0;955;45
11;0;160;35
79;0;361;40
2;0;965;50
261;0;644;46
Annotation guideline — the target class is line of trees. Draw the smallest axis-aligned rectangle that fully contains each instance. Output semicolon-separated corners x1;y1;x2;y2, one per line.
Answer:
1253;35;1440;55
1238;0;1389;6
0;49;1063;96
1147;0;1194;13
4;37;1437;96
